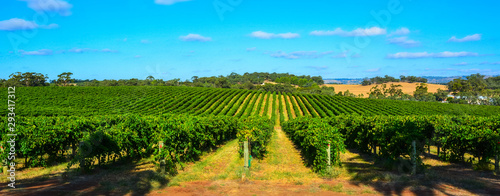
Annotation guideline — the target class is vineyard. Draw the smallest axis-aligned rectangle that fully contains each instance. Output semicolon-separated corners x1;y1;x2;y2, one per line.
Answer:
0;86;498;118
1;86;499;195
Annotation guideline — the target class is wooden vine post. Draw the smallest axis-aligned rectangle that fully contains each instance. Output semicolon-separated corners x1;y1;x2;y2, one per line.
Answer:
411;140;417;175
244;140;249;168
159;141;165;174
495;139;499;173
327;142;331;168
79;141;85;173
1;146;6;175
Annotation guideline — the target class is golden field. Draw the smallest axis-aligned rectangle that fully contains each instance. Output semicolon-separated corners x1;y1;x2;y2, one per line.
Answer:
322;82;448;97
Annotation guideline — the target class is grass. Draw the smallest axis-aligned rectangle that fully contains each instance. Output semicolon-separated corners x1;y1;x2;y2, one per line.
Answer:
0;160;72;183
167;139;242;185
246;127;320;183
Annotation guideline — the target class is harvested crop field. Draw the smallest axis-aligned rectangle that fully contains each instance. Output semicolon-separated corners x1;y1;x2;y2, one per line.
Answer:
322;82;448;97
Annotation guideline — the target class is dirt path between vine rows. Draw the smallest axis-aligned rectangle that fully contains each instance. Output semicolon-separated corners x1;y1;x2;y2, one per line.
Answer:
286;95;296;118
259;93;268;116
267;94;273;119
2;126;498;196
291;95;306;116
234;93;254;116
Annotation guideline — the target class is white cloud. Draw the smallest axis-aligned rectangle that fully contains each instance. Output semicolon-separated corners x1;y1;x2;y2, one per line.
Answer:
307;65;328;70
388;27;410;37
40;23;59;29
269;51;331;59
448;34;481;42
276;32;300;39
387;51;479;59
479;61;500;65
0;18;38;31
365;68;381;72
453;62;468;66
179;34;212;42
141;40;151;44
387;36;420;47
155;0;191;5
332;51;361;58
134;55;142;58
18;49;53;56
101;48;118;53
246;47;257;51
0;18;59;31
57;48;119;54
250;31;300;39
22;0;73;16
310;27;386;37
434;51;478;58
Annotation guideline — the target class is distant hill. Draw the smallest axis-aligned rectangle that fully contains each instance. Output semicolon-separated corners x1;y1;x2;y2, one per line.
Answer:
323;76;496;85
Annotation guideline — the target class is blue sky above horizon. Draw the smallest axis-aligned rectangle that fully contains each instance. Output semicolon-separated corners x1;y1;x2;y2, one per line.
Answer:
0;0;499;81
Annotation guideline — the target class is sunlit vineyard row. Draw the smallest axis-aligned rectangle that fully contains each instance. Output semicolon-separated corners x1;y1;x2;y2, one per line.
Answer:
1;86;498;118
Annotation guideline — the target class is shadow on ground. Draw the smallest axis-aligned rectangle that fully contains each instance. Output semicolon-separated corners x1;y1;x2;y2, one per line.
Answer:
0;160;170;196
343;149;500;196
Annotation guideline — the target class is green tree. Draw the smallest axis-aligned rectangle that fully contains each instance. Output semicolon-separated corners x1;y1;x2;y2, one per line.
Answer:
384;84;403;97
433;89;449;101
7;72;48;87
57;72;74;86
414;83;430;101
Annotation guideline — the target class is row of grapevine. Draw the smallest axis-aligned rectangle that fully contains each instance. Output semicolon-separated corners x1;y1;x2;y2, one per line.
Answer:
0;114;276;171
284;115;500;174
237;116;274;159
325;115;500;166
1;86;500;118
282;117;346;173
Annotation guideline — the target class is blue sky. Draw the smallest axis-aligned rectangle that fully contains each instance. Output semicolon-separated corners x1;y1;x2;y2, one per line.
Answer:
1;0;499;81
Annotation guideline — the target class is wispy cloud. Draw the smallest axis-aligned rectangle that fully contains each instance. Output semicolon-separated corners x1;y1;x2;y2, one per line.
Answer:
64;48;118;53
452;62;468;66
387;27;410;37
246;47;257;51
422;68;500;75
0;18;58;31
100;48;118;53
387;36;420;47
448;34;481;42
479;61;500;65
269;51;332;59
249;31;300;39
179;34;212;42
40;23;59;29
155;0;191;5
387;51;479;59
18;48;118;55
332;51;361;58
365;68;381;72
22;0;73;16
18;49;53;56
310;27;386;37
306;65;328;70
141;39;151;44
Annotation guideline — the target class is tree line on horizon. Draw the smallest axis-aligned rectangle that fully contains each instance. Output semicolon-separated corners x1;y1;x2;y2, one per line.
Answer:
361;75;428;85
1;71;499;106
